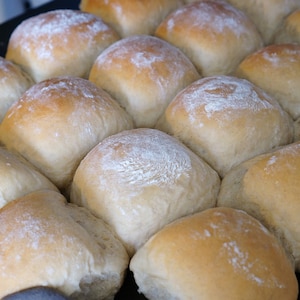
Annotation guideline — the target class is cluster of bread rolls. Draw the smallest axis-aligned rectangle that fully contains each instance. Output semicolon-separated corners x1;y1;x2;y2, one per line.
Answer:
0;0;300;299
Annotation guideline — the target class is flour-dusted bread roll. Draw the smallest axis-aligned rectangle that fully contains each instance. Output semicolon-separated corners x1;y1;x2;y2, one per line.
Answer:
274;9;300;44
0;57;34;122
156;75;294;178
5;9;120;83
224;0;300;44
0;189;129;299
235;44;300;120
217;141;300;272
0;76;133;192
154;1;263;76
0;147;58;209
130;207;298;300
235;44;300;141
80;0;184;37
70;128;220;256
89;35;200;128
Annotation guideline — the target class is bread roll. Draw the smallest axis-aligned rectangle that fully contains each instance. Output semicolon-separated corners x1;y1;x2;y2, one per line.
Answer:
235;44;300;141
0;57;34;122
0;76;133;192
5;9;120;83
154;1;263;76
224;0;300;44
89;35;200;128
217;141;300;271
235;44;300;120
156;75;293;178
70;128;220;256
0;147;58;209
130;207;298;300
80;0;184;37
274;9;300;44
0;189;129;299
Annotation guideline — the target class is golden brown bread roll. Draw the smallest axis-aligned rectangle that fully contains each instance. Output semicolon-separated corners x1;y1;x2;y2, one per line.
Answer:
235;44;300;120
80;0;184;37
235;43;300;141
89;35;200;128
225;0;300;44
0;57;34;122
184;0;300;44
0;76;133;192
0;189;129;299
5;9;120;82
155;1;263;76
130;207;298;300
274;9;300;44
217;141;300;271
156;75;294;178
70;128;220;256
0;147;58;208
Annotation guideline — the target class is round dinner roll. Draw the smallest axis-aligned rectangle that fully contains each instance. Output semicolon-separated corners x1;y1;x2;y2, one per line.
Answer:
156;75;294;178
80;0;184;38
0;76;133;192
5;9;120;83
0;147;58;209
217;141;300;272
274;9;300;44
130;207;298;300
235;43;300;141
0;57;34;122
224;0;300;44
70;128;220;256
0;189;129;299
89;35;200;128
154;1;263;76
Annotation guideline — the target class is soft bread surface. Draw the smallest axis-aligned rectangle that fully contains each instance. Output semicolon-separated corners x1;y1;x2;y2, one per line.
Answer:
225;0;300;44
274;9;300;44
0;189;129;299
89;35;200;128
156;75;293;178
0;57;34;122
0;76;133;191
217;141;300;271
130;207;298;300
155;1;263;76
80;0;184;37
235;44;300;121
5;9;120;82
0;147;58;208
70;128;220;256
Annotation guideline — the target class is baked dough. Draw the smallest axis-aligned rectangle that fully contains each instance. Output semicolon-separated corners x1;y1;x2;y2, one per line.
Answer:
0;57;34;122
130;207;298;300
0;76;133;192
217;141;300;272
274;9;300;44
0;147;58;209
5;9;120;82
235;44;300;141
155;1;263;76
70;128;220;256
0;189;129;299
156;75;294;177
80;0;184;37
235;44;300;119
225;0;300;44
89;35;200;127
